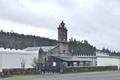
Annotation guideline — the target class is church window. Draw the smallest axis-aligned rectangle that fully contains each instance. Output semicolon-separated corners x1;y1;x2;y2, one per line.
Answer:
53;62;56;67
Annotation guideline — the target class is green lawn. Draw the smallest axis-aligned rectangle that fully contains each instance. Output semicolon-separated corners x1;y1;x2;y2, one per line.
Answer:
1;71;120;80
0;73;57;80
0;75;38;80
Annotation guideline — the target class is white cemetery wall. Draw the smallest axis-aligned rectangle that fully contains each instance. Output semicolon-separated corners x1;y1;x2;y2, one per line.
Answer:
97;56;120;66
0;51;2;72
0;49;38;70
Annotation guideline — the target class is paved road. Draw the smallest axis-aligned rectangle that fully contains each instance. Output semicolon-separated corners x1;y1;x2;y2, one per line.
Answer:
3;71;120;80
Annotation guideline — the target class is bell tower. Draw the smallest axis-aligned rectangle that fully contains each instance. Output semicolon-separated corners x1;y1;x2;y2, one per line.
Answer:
58;21;68;42
57;21;69;55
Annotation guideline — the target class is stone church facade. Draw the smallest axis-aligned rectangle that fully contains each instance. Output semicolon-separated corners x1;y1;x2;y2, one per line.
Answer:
38;21;95;72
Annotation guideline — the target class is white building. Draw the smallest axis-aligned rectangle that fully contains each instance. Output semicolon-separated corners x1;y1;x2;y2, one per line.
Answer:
0;50;2;72
96;51;120;68
0;48;38;72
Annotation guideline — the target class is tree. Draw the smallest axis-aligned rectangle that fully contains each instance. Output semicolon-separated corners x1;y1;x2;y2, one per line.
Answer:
20;58;25;69
69;38;96;56
0;30;57;49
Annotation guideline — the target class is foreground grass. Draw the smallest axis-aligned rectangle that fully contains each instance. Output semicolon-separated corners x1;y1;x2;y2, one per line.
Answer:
0;71;120;80
0;74;39;80
0;73;59;80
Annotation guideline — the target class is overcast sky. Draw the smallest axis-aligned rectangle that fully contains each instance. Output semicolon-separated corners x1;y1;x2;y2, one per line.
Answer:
0;0;120;51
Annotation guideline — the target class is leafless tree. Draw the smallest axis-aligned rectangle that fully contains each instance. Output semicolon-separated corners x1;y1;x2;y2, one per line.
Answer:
21;58;25;69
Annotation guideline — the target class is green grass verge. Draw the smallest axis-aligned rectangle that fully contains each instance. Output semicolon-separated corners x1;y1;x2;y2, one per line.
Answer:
0;74;39;80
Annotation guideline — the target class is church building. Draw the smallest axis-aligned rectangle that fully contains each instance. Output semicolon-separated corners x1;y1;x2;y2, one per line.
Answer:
1;21;120;73
32;21;96;72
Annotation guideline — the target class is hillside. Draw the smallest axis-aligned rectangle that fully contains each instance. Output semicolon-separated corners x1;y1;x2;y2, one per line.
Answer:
0;30;57;49
0;30;119;56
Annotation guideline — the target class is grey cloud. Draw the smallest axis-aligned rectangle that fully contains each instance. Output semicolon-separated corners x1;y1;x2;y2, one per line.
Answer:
67;0;120;51
0;0;58;30
0;0;120;51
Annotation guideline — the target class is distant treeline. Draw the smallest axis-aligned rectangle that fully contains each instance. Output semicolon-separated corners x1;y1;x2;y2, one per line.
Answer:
100;48;120;56
0;30;57;49
69;38;120;56
69;38;96;56
0;30;119;56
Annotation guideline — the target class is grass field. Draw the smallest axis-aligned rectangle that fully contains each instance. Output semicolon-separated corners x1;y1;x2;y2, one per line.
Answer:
0;73;58;80
1;71;120;80
0;75;39;80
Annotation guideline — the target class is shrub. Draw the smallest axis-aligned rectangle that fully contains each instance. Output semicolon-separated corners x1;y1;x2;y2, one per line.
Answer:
1;68;41;77
63;66;118;73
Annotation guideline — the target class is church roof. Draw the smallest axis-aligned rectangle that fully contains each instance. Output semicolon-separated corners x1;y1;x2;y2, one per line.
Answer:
24;46;56;52
54;56;92;62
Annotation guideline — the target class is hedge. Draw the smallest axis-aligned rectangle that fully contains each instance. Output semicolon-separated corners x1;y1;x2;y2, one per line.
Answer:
63;66;118;73
1;68;40;77
0;66;118;77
